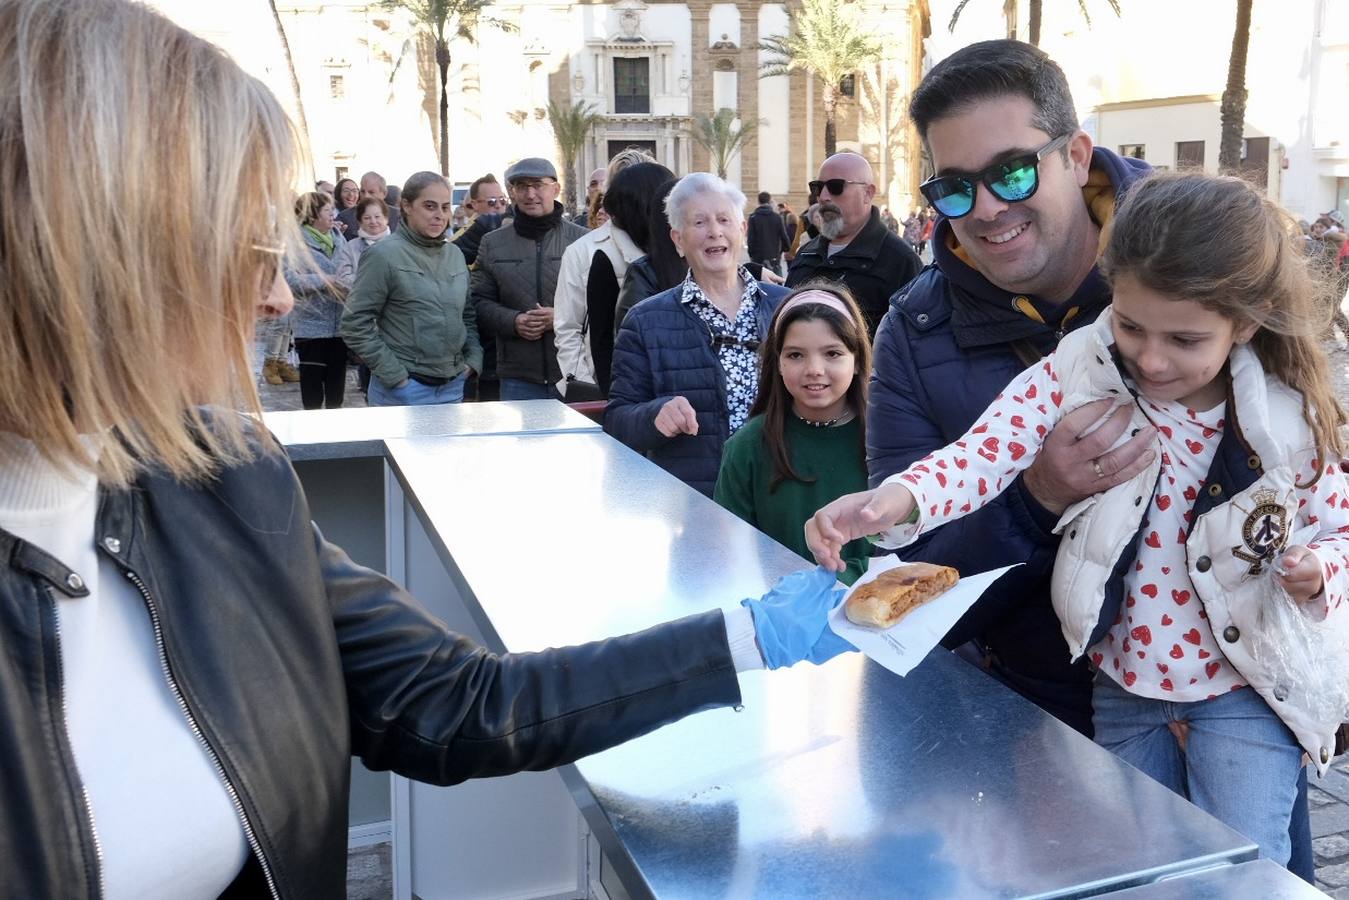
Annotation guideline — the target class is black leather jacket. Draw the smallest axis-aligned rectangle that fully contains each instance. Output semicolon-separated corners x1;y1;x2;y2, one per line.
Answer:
0;442;741;899
785;206;923;338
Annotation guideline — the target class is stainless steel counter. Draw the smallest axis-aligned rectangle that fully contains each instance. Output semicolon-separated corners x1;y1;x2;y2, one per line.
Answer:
1107;859;1325;898
264;399;599;460
383;430;1259;899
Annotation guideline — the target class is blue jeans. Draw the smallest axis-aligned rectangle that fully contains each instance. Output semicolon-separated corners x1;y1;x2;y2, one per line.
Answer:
1092;672;1303;863
498;378;561;401
367;372;467;407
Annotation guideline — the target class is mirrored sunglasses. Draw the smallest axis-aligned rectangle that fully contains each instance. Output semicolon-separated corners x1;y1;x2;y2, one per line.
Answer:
919;133;1073;219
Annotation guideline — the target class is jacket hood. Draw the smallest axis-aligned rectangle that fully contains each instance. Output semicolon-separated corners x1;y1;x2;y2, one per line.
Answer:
931;147;1150;349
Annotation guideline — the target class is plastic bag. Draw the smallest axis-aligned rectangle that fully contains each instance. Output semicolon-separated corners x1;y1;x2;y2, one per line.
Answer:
1249;567;1349;726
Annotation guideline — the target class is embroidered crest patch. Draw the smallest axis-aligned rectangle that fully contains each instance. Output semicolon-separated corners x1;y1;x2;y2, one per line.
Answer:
1231;487;1288;576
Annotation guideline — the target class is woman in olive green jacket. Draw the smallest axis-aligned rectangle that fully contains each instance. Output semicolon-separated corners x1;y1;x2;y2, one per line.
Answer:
341;172;484;406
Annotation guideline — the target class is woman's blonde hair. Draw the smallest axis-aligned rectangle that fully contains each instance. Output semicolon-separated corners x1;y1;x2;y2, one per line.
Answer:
1102;172;1347;471
0;0;303;486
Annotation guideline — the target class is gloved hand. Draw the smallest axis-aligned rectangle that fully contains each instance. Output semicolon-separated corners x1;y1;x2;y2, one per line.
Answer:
742;566;856;669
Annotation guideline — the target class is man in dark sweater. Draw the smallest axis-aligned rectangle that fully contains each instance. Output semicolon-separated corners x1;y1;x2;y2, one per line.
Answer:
471;158;586;400
747;191;790;275
785;153;921;338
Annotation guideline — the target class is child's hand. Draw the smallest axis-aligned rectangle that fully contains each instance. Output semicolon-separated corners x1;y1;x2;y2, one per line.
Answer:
805;483;916;572
1275;546;1324;604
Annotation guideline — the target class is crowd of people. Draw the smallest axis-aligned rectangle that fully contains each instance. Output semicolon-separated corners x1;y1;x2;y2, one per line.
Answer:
6;0;1349;892
262;36;1349;879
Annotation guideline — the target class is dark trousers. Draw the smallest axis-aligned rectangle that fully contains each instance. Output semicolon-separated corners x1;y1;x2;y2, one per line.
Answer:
294;337;348;410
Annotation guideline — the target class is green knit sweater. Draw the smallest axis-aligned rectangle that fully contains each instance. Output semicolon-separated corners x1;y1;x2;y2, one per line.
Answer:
714;413;870;585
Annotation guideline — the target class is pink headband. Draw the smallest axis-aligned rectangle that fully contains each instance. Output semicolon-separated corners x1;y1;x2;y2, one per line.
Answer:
775;289;853;329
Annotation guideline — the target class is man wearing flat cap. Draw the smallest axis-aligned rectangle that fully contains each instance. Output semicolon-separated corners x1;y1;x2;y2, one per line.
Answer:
471;158;587;399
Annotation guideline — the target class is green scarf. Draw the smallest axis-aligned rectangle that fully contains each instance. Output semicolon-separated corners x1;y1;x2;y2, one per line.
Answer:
303;224;335;256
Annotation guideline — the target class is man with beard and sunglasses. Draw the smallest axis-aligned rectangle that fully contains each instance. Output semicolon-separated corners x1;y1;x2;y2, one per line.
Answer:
785;152;921;338
860;39;1315;881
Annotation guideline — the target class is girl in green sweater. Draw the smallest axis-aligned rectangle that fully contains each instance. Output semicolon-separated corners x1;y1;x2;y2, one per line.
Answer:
714;283;873;583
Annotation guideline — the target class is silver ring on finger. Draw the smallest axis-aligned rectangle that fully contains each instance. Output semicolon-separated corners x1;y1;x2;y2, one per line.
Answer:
1091;458;1105;480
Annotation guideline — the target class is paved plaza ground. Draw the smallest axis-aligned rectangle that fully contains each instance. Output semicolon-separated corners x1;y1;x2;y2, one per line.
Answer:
258;348;1349;897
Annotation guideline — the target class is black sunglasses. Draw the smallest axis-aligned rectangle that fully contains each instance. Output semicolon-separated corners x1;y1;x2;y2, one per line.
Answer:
919;133;1073;219
808;178;869;198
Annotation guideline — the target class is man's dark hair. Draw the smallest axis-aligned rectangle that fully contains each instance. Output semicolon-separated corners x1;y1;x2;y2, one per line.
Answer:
909;40;1078;143
758;191;772;204
469;173;498;201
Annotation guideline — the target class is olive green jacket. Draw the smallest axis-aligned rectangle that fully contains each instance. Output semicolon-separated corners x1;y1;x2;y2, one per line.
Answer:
341;225;484;389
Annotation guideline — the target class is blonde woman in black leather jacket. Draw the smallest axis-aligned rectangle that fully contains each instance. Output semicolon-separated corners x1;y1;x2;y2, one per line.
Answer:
0;2;853;897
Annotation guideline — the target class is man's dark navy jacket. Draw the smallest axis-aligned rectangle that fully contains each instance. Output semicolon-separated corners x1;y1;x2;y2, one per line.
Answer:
867;147;1150;734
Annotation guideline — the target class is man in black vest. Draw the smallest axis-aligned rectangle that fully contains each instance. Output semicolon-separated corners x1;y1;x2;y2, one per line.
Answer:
785;152;921;337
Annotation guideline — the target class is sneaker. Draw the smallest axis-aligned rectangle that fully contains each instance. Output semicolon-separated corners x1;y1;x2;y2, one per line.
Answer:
262;358;284;386
277;360;301;383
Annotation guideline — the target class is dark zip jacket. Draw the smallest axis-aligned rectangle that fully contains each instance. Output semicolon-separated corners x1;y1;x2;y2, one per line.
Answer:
785;206;923;337
866;147;1150;733
605;281;789;495
471;204;587;386
0;431;740;898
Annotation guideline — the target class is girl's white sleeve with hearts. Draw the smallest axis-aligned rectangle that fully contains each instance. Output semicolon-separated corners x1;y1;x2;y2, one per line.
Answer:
1295;454;1349;622
877;357;1065;547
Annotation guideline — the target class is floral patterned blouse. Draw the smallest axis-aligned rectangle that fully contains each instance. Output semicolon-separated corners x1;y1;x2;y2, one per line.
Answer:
679;267;762;434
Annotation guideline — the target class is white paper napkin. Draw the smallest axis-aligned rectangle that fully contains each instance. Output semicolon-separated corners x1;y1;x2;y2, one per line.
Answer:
828;556;1021;676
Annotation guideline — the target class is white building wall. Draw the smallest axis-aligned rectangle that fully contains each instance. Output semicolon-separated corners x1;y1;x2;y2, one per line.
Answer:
1096;101;1222;172
708;4;741;46
757;3;791;197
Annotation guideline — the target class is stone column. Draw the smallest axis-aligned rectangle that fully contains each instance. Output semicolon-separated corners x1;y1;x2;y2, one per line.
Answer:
736;2;759;191
688;0;713;173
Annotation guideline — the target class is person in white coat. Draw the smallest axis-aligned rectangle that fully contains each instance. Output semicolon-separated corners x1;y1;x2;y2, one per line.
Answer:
552;148;653;399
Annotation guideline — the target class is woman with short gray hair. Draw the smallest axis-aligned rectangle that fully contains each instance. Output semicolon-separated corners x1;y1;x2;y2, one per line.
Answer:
605;172;789;495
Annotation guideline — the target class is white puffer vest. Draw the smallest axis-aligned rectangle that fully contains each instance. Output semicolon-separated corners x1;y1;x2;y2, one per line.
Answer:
1049;312;1343;773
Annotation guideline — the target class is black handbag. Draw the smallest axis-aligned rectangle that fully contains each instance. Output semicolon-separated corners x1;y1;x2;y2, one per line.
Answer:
564;375;605;403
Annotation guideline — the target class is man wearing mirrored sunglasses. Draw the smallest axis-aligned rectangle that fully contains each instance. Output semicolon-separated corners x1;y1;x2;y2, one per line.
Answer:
871;40;1142;733
864;40;1317;881
785;152;921;338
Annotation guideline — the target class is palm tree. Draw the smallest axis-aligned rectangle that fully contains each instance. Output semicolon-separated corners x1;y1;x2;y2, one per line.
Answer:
684;109;761;180
948;0;1121;46
546;99;605;213
1217;0;1254;174
381;0;514;178
267;0;314;183
759;0;882;157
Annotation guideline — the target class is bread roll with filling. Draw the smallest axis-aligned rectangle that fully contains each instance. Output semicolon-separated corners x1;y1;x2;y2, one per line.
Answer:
844;562;960;628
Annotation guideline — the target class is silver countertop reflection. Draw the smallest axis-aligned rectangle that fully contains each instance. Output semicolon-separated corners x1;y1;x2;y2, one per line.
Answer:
1107;860;1326;898
264;399;599;460
385;432;1257;899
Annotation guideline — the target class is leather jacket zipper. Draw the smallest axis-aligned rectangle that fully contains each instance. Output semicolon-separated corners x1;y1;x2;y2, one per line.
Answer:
42;584;106;900
121;568;281;900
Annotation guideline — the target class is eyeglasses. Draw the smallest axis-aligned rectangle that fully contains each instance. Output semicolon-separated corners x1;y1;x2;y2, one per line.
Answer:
511;178;557;193
808;178;869;198
919;133;1073;219
482;197;507;207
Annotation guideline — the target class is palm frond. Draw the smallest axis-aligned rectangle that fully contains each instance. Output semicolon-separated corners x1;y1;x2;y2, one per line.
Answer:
947;0;977;33
757;0;883;86
684;109;760;178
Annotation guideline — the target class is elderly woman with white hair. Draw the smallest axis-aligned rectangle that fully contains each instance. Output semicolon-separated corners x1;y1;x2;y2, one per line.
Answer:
604;172;790;495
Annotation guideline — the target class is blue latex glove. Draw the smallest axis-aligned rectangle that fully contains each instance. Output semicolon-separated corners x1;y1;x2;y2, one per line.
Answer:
741;566;856;669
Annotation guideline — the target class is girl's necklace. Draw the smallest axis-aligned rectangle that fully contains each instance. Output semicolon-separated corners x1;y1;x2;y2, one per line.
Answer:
794;408;855;428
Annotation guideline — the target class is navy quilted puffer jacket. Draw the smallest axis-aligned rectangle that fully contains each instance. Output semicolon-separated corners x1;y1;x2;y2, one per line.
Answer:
605;282;789;495
868;147;1149;733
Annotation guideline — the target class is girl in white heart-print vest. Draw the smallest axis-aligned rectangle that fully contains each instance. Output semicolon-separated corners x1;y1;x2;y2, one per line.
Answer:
809;172;1349;866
